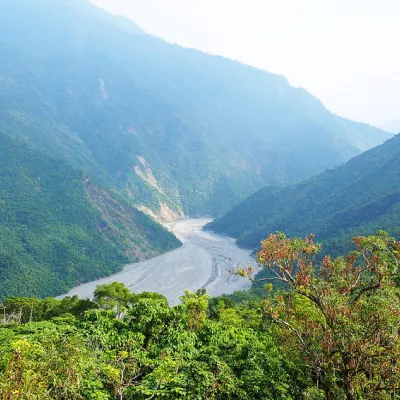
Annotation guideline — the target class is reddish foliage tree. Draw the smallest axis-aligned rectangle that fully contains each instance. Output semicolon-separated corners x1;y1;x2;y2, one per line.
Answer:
238;231;400;400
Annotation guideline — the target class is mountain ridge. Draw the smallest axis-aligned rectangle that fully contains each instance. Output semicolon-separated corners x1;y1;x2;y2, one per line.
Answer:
0;0;392;221
0;132;180;300
206;134;400;256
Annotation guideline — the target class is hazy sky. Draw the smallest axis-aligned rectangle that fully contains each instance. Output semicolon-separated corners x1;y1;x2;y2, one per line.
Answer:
91;0;400;127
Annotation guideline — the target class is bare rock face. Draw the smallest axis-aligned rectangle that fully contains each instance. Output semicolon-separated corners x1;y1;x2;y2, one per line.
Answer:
83;178;181;262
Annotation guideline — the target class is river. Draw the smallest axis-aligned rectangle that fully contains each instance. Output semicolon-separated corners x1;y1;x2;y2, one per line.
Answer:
58;219;254;305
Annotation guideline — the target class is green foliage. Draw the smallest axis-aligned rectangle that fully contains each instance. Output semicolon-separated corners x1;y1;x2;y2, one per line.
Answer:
0;287;311;399
94;282;132;317
0;134;180;300
0;321;109;399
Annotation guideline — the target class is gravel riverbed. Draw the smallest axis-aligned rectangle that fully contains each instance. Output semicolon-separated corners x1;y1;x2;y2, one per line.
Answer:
58;219;254;304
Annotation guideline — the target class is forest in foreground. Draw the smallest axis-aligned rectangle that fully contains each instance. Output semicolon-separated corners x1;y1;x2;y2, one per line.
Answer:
0;231;399;400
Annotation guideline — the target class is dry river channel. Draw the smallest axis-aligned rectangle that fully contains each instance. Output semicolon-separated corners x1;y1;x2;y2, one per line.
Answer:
59;219;255;305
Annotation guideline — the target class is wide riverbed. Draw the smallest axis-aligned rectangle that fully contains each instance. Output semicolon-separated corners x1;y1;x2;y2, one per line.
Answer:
59;219;254;305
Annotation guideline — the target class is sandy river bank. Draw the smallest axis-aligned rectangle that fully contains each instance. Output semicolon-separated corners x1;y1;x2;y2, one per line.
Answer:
58;219;254;305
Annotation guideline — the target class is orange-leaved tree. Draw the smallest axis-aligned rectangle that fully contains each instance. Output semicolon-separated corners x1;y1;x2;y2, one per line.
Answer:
238;231;400;400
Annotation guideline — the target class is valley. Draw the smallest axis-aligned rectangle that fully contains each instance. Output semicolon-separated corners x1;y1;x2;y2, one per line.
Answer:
207;134;400;256
59;219;253;304
0;1;399;398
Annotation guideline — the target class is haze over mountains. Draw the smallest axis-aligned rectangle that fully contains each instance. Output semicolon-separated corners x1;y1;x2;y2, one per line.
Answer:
0;0;393;298
207;133;400;256
0;0;391;219
382;119;400;134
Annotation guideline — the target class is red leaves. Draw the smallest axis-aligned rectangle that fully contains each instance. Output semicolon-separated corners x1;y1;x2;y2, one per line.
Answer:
296;271;312;288
254;231;400;399
256;233;320;289
345;253;357;267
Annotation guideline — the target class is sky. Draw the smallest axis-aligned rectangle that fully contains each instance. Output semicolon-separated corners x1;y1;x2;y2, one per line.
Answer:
91;0;400;127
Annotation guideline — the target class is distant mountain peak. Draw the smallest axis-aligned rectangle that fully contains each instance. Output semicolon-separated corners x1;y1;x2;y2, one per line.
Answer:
0;0;392;221
0;0;145;37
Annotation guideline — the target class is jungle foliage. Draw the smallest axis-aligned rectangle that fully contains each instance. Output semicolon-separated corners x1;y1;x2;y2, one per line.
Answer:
0;289;310;400
0;232;399;399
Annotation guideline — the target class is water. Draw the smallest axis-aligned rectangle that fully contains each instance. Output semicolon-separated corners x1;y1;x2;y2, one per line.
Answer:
58;218;254;305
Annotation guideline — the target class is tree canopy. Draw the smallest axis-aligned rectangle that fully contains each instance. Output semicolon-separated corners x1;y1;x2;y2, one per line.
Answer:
238;231;400;399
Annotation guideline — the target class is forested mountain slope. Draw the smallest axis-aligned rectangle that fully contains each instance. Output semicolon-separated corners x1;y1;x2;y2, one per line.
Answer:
0;0;391;218
0;133;180;300
207;134;400;255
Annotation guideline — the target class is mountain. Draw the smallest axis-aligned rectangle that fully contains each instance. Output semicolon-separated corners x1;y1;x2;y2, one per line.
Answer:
207;134;400;256
0;0;392;220
381;119;400;134
0;133;180;300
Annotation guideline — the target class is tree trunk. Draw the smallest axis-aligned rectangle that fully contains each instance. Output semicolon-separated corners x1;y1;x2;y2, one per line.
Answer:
343;367;354;400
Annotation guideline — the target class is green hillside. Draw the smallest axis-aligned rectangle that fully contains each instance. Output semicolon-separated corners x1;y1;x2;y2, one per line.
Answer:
207;134;400;255
0;0;391;219
0;133;180;300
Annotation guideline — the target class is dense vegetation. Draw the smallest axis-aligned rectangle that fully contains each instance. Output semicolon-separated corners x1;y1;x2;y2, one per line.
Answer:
0;232;399;399
0;133;180;300
0;0;391;219
207;134;400;256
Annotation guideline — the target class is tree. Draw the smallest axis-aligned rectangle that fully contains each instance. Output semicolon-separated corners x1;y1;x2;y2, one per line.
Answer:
2;297;40;324
239;231;400;400
0;325;107;399
180;290;209;331
94;282;132;318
